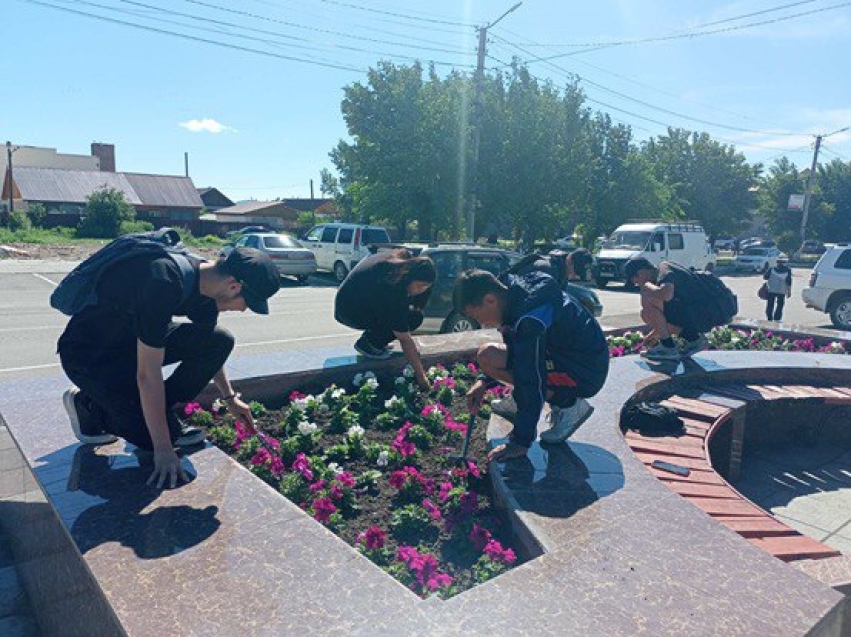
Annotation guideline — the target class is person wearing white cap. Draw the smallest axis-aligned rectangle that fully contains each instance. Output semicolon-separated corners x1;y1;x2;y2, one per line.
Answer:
763;255;792;321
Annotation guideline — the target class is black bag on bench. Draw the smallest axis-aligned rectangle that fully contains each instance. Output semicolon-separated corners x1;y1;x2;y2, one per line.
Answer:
622;402;684;434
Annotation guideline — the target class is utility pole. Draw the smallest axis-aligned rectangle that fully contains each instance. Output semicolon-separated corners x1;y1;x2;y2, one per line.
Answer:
310;179;314;200
799;134;822;245
184;152;189;177
6;141;15;215
466;2;522;241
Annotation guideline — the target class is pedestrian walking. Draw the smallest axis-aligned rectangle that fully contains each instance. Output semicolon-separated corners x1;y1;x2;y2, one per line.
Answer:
763;256;792;321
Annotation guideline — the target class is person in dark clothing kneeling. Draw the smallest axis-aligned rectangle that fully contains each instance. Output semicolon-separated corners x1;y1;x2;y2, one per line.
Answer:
58;246;281;488
453;265;610;462
335;249;436;390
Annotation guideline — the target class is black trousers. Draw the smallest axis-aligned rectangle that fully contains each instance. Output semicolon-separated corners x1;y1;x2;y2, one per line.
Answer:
59;320;234;449
335;307;424;348
766;293;786;321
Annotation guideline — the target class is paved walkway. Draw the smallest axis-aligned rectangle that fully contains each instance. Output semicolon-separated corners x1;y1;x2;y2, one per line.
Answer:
737;442;851;555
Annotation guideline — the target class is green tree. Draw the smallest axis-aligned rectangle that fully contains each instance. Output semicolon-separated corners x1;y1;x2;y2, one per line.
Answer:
26;203;47;228
642;128;758;237
816;159;851;242
80;187;136;238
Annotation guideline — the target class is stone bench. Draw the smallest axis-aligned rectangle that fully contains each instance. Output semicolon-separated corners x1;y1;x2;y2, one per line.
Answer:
1;335;850;635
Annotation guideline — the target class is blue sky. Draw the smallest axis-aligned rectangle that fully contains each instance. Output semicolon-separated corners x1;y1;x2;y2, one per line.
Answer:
3;0;850;202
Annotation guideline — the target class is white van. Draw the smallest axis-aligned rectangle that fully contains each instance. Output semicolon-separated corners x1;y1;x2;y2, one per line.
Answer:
302;222;391;281
593;221;716;287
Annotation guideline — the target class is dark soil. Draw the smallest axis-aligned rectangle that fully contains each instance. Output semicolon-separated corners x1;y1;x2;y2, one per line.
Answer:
203;376;520;597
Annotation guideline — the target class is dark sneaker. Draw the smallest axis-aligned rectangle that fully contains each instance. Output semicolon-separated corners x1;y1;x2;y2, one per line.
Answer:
353;336;392;360
169;414;206;447
680;334;709;358
62;387;118;445
641;343;681;361
491;394;518;421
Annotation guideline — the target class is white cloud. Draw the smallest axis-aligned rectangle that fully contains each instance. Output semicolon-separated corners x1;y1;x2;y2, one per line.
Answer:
179;118;236;134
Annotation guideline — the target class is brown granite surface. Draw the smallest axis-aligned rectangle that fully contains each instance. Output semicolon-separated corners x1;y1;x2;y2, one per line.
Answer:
0;334;850;636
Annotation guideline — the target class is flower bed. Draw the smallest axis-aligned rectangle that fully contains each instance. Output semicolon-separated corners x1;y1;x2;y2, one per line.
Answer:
607;327;848;358
192;363;518;599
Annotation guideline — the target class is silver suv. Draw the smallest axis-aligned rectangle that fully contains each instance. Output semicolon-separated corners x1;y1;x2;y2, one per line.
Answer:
802;244;851;329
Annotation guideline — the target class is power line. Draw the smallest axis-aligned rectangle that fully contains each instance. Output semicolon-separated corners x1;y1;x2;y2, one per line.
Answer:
489;35;806;138
509;1;851;62
23;0;366;72
184;0;477;57
312;0;476;29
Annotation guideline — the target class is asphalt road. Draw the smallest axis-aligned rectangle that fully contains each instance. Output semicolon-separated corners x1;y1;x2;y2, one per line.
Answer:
0;261;831;382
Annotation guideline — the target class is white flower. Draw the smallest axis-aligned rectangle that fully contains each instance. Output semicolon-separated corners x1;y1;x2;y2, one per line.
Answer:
408;383;415;393
298;421;318;435
293;395;314;410
366;377;379;389
331;387;346;399
353;373;364;387
384;396;402;409
327;462;344;476
347;425;365;439
395;376;406;386
376;450;389;467
403;365;415;378
212;398;225;412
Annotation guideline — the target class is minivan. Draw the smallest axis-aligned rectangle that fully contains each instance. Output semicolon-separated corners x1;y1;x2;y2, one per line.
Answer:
592;221;716;287
302;223;391;281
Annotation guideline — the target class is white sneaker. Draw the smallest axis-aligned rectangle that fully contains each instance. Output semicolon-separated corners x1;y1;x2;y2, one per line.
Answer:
490;394;517;420
62;387;118;445
540;398;594;444
641;343;681;361
680;334;709;358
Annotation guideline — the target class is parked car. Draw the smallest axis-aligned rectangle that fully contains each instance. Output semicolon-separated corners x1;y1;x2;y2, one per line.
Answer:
802;244;851;329
301;223;391;281
386;244;603;333
225;225;272;237
795;240;826;258
713;237;735;251
218;232;316;284
733;246;786;273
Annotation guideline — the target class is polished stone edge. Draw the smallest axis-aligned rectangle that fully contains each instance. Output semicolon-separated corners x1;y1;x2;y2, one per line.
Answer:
0;414;125;637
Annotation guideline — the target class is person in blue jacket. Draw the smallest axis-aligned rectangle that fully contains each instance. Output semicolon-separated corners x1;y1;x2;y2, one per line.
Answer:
453;263;610;462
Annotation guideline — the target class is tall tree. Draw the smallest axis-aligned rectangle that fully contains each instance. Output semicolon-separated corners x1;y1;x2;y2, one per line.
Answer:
643;128;758;238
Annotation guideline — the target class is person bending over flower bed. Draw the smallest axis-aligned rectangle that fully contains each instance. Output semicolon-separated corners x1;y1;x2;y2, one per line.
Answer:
335;249;435;390
453;264;609;462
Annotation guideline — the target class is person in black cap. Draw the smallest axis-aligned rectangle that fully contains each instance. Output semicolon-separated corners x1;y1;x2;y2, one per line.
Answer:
58;246;280;488
623;257;734;361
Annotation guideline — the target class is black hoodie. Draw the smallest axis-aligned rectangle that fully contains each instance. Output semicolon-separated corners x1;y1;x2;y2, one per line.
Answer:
498;265;609;447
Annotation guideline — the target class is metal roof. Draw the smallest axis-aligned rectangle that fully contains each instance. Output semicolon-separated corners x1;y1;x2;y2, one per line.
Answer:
123;172;203;208
215;200;290;215
9;166;204;209
11;166;142;205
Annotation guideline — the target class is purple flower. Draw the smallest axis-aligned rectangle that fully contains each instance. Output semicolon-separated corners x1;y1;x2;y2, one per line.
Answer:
312;497;337;524
362;526;386;550
422;498;442;520
293;453;314;481
469;523;492;551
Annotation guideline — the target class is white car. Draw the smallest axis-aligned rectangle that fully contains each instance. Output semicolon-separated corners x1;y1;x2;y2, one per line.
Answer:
301;223;391;281
219;232;317;284
733;247;785;273
802;244;851;329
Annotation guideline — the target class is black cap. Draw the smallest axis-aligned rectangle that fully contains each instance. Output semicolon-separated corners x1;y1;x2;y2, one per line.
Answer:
623;257;655;283
223;247;280;314
568;248;594;279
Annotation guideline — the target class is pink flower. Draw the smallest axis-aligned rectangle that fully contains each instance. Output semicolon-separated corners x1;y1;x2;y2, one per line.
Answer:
422;498;442;520
362;526;386;550
427;572;453;591
466;461;481;478
389;470;408;489
312;497;337;524
309;479;326;493
438;482;453;502
484;539;517;564
469;523;492;550
250;448;272;466
289;390;307;402
183;402;203;416
393;440;417;456
467;362;478;374
233;421;252;450
330;485;344;501
270;456;285;477
335;472;355;488
293;453;314;481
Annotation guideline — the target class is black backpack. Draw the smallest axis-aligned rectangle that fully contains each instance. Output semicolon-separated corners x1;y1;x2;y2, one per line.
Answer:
622;402;684;434
50;227;197;316
667;262;737;332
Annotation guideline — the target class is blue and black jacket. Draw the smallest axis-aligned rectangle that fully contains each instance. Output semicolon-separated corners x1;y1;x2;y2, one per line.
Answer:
499;263;609;447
